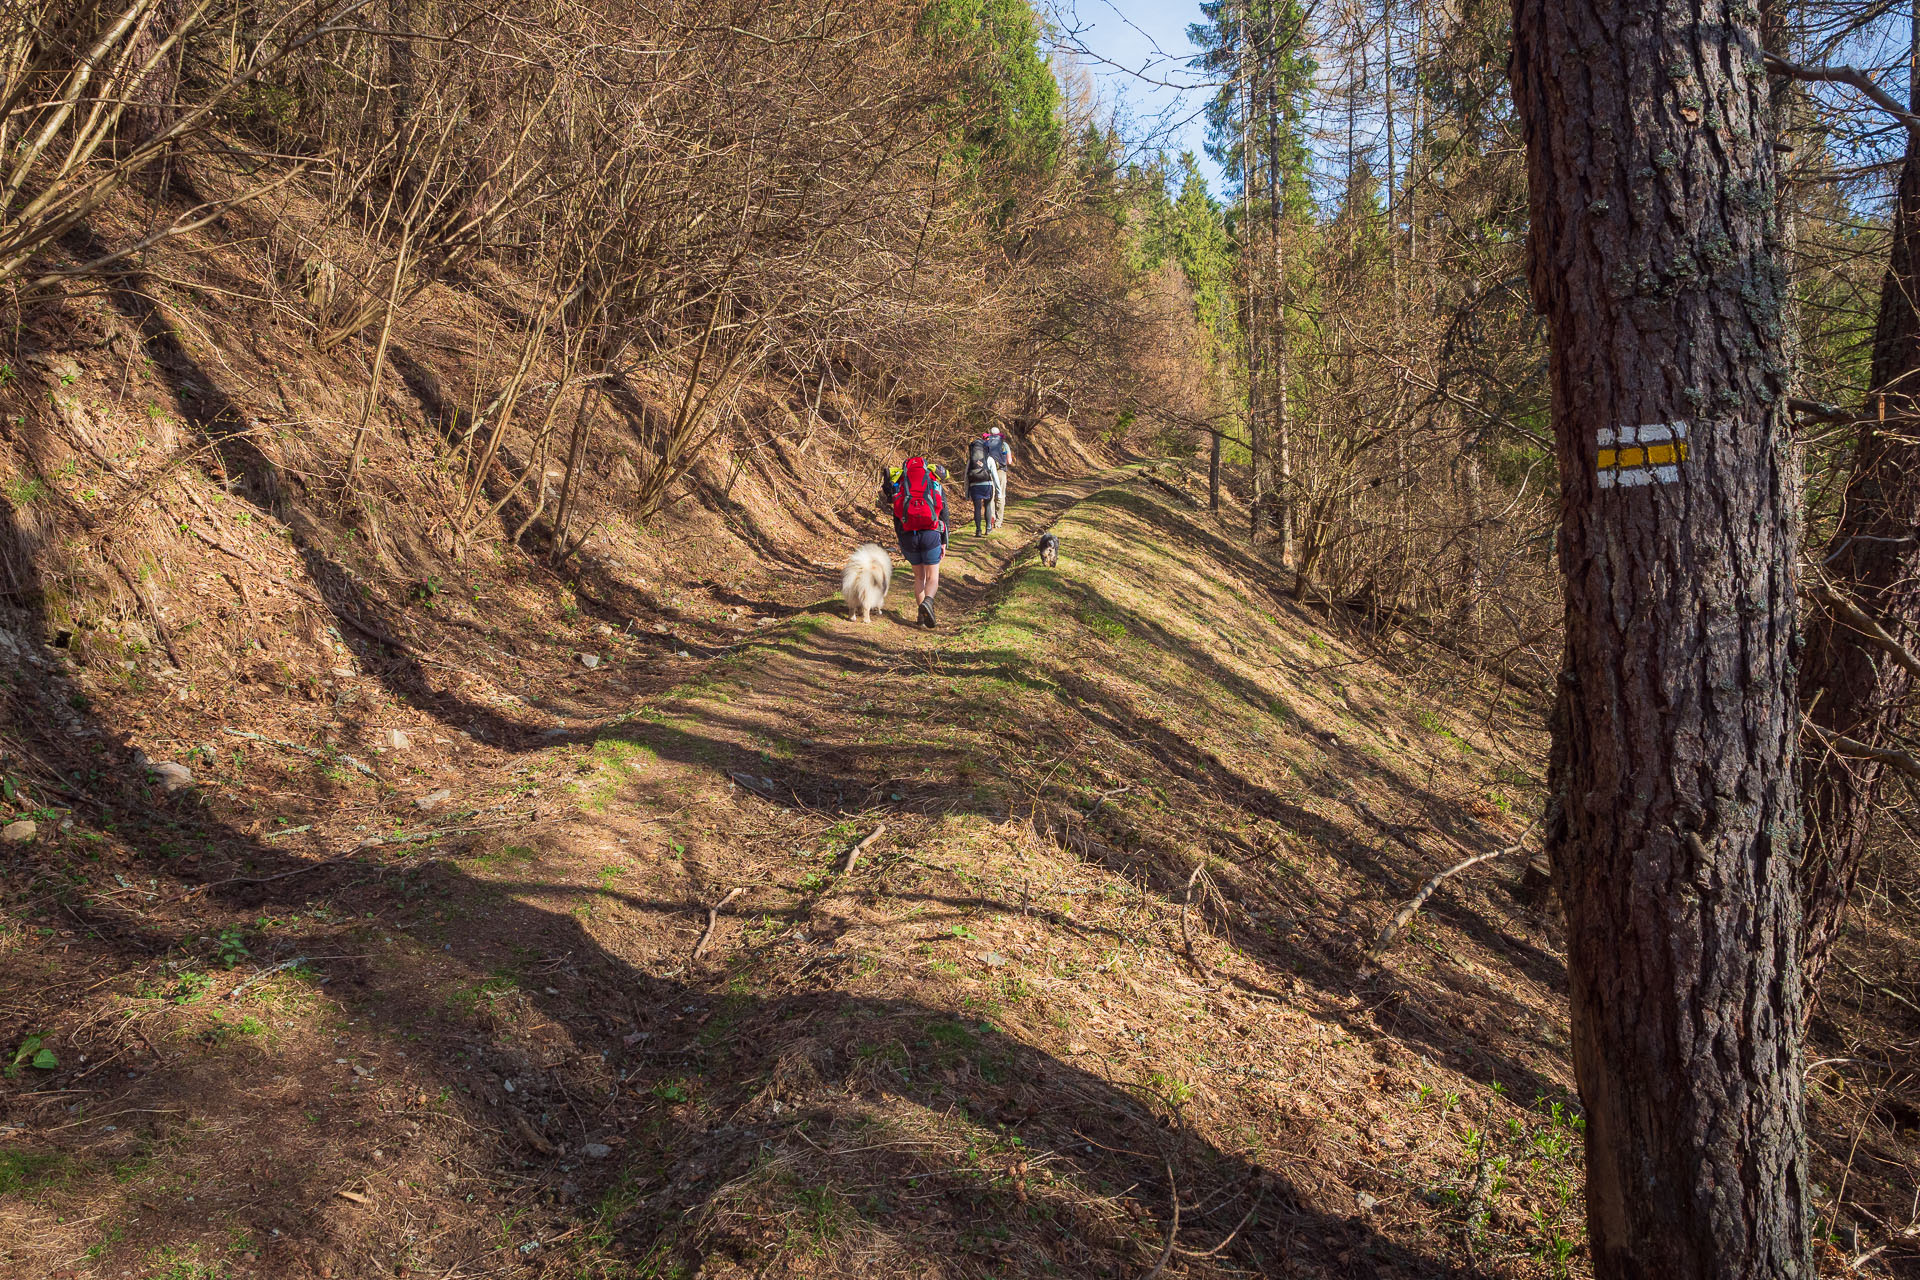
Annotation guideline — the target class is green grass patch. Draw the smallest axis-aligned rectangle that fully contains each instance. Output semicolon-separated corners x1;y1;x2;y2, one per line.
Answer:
0;1149;71;1195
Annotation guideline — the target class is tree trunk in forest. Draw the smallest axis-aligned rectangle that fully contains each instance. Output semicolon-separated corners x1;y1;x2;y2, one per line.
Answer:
1208;428;1221;512
1270;285;1292;563
121;0;184;191
1265;36;1293;568
1238;1;1265;547
1761;1;1802;406
1798;11;1920;992
1448;456;1483;634
550;380;599;556
1512;3;1813;1277
388;0;416;132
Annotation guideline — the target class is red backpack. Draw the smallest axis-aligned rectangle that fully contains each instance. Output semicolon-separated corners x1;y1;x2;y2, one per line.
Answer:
892;457;943;532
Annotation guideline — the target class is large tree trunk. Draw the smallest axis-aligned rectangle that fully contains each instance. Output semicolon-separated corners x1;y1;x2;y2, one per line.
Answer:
1797;14;1920;997
1511;4;1813;1277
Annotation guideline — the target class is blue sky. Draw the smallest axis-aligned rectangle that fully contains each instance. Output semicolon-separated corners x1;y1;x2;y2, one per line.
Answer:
1045;0;1227;193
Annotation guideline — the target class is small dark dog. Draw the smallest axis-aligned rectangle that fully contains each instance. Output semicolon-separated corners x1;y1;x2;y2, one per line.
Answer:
1038;533;1059;568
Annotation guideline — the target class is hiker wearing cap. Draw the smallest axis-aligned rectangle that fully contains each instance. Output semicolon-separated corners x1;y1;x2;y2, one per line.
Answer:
982;427;1013;530
891;456;947;628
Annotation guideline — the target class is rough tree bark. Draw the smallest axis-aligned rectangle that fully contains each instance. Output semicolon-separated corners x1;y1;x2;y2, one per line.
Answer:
120;0;185;191
1797;10;1920;996
1511;3;1812;1277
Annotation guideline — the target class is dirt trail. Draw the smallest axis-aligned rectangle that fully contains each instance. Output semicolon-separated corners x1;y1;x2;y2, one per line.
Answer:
1;462;1595;1280
614;467;1128;782
6;453;1916;1279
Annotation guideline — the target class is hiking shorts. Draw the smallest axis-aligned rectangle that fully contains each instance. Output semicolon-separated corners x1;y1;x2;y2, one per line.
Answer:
899;528;944;565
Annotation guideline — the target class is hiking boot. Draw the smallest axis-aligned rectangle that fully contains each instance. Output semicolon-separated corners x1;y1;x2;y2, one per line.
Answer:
919;599;935;629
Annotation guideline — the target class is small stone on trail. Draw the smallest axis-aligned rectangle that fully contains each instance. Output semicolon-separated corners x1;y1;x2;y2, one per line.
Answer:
594;623;614;637
152;762;194;792
978;952;1008;969
384;729;412;751
2;820;35;843
580;1142;612;1159
1356;1191;1380;1213
578;653;600;669
415;788;451;811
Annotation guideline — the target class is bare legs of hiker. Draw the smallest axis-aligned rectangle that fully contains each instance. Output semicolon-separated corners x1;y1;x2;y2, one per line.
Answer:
912;562;941;627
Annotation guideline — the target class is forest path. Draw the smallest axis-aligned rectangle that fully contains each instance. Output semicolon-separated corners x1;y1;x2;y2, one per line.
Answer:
672;464;1134;793
458;459;1574;1279
2;460;1582;1280
510;462;1136;822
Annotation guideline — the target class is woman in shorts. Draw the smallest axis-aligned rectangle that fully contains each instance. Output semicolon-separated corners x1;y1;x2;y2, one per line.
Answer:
897;463;949;628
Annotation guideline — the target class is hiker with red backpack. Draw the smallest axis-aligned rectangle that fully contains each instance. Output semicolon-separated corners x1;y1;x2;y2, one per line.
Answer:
891;456;947;628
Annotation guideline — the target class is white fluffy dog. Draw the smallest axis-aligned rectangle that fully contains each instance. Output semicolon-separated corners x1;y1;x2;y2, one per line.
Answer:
841;543;892;622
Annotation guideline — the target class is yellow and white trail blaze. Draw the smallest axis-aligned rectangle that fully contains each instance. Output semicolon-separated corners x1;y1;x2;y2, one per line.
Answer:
1596;423;1689;489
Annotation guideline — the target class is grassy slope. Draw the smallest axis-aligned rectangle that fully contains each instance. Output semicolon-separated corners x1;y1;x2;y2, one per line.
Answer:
4;466;1910;1279
2;467;1592;1280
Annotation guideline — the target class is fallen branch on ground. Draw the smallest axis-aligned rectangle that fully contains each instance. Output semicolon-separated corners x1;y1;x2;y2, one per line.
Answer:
1364;820;1540;965
839;824;885;875
223;729;377;777
692;887;744;960
1463;1115;1497;1239
226;956;311;1000
510;1110;558;1156
1140;1156;1181;1280
181;849;365;898
1179;863;1210;980
1348;794;1424;852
